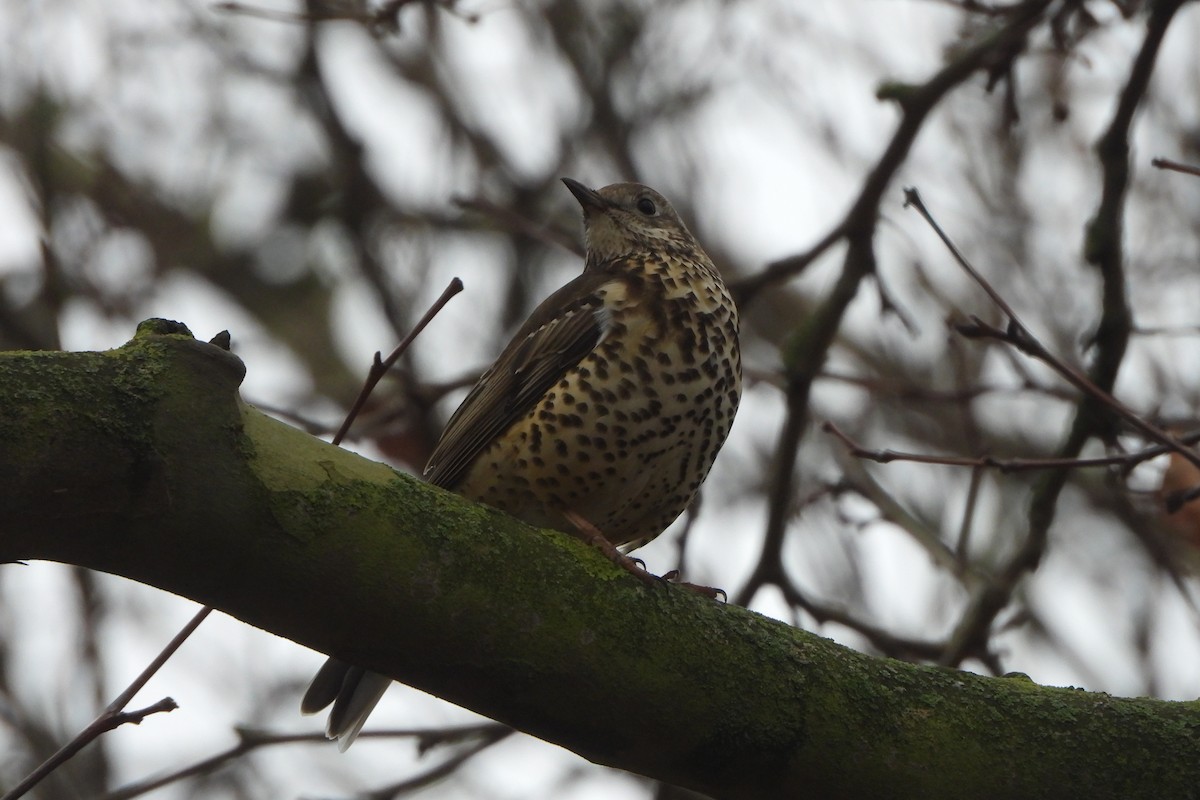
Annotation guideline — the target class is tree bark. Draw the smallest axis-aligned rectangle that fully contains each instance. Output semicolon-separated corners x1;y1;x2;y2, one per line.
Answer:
2;320;1197;799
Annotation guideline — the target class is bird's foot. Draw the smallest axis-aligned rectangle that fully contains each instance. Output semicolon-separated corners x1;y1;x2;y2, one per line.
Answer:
661;569;727;602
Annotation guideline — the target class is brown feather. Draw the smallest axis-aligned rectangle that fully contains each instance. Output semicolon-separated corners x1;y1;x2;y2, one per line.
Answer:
423;270;619;489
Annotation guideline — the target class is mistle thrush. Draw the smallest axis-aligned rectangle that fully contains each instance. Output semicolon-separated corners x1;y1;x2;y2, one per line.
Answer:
302;178;742;748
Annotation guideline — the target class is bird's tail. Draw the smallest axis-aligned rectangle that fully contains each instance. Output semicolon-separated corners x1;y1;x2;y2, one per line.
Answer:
301;658;393;751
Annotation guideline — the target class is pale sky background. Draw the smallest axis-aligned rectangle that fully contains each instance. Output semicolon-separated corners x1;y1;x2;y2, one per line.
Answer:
4;1;1200;798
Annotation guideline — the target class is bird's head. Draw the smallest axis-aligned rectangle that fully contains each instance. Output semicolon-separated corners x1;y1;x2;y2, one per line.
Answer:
562;178;697;266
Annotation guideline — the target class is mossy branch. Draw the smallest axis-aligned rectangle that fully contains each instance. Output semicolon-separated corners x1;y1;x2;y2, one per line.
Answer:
2;321;1198;799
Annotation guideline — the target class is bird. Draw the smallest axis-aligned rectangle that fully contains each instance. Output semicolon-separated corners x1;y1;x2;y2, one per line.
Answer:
301;177;742;749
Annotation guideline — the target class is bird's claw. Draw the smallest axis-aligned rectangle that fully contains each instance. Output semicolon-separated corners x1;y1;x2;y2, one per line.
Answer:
661;569;727;601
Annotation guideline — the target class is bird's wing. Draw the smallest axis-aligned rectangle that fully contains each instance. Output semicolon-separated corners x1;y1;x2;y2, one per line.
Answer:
423;270;618;489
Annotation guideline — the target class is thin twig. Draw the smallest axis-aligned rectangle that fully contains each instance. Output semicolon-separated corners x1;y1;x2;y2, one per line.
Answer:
815;368;1076;404
97;724;508;800
902;189;1020;319
365;725;513;800
731;223;847;306
1131;324;1200;337
333;277;464;446
1150;157;1200;178
904;187;1200;473
955;466;984;562
832;441;968;579
824;420;1197;474
212;1;370;24
1;608;211;800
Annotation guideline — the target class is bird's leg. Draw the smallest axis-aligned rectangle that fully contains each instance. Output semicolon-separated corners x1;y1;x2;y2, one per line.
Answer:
561;510;662;589
559;513;724;599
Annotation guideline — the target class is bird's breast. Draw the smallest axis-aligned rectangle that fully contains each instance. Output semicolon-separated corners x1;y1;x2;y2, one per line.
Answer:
457;258;741;549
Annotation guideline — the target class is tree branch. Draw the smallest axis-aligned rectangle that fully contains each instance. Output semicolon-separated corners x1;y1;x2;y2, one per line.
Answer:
938;0;1188;666
2;321;1200;799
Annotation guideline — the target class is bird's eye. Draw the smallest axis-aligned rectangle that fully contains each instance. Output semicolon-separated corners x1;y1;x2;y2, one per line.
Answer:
636;197;657;216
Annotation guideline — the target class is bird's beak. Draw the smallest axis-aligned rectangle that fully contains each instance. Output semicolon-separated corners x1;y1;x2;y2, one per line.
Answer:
562;178;607;211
